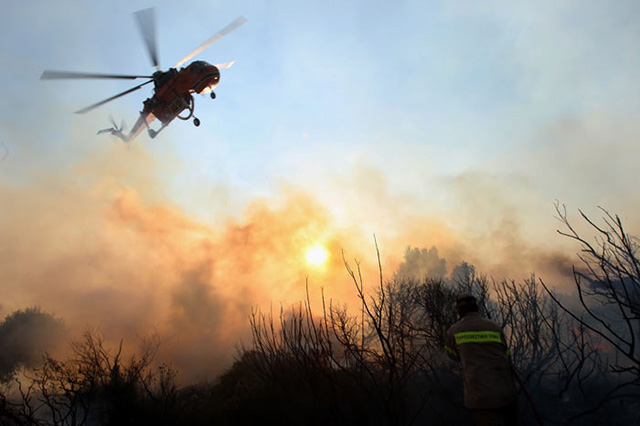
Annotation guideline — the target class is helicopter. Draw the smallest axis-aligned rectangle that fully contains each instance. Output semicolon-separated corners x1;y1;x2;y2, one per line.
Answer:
41;8;247;142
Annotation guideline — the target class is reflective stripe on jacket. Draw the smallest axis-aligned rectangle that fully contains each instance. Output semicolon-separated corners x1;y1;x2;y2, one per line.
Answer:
445;312;516;409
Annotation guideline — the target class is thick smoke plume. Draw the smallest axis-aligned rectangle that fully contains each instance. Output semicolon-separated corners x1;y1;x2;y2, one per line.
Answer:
0;144;577;382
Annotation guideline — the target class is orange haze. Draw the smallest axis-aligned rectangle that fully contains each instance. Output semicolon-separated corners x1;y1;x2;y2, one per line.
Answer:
0;144;577;381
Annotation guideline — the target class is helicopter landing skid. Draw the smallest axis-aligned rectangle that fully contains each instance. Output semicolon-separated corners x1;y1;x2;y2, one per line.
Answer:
146;126;163;139
146;116;200;137
143;119;166;139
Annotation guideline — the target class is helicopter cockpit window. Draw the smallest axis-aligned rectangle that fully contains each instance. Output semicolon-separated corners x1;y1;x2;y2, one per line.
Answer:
189;61;208;74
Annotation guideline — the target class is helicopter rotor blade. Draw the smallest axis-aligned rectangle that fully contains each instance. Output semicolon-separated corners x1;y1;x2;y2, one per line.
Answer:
75;79;153;114
41;70;153;80
135;7;160;70
215;60;236;69
175;16;247;68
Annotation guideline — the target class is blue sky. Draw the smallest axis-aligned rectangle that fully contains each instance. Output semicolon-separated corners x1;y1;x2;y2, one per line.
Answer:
3;0;638;192
3;0;640;279
2;0;640;378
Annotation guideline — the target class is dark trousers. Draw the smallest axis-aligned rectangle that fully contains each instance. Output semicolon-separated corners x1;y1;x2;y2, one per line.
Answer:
473;403;518;426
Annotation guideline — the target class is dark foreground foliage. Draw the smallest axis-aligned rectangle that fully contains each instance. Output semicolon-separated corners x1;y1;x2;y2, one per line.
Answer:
0;308;65;382
2;207;639;425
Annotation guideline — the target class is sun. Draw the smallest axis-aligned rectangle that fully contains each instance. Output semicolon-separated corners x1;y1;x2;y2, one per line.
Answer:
305;244;329;267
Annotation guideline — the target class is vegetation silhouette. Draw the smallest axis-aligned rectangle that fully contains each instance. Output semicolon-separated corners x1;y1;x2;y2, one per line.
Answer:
0;307;65;382
1;207;639;425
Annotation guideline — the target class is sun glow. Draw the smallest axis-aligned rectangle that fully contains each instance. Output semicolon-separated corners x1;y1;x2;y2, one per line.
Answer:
305;244;329;267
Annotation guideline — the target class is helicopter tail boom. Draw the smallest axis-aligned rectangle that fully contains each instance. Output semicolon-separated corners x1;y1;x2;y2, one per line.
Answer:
98;112;155;143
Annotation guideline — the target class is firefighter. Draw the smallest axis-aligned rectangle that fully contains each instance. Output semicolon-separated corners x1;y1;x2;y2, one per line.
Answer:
445;293;518;426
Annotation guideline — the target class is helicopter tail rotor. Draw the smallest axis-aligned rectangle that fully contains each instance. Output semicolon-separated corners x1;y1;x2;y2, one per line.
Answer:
98;115;129;141
106;115;127;132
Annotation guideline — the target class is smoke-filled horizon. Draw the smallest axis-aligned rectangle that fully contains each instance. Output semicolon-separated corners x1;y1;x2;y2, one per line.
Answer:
0;141;589;382
2;0;640;382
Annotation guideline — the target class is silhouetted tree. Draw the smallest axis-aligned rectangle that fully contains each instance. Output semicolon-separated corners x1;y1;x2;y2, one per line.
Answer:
0;307;65;382
5;205;640;425
540;204;640;422
245;246;469;426
244;235;640;425
0;328;178;426
396;246;447;281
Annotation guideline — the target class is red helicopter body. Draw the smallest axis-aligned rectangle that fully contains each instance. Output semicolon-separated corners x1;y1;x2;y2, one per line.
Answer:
141;61;221;135
41;9;245;142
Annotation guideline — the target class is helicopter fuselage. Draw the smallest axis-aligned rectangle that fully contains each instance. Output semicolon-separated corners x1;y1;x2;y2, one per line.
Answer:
144;60;220;125
41;9;246;143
